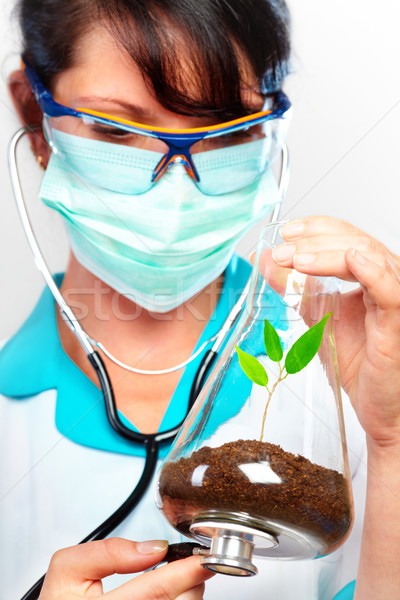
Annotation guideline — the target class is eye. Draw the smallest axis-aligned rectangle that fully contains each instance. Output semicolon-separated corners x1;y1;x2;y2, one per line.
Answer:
231;124;265;141
91;125;133;140
205;125;265;150
225;128;254;141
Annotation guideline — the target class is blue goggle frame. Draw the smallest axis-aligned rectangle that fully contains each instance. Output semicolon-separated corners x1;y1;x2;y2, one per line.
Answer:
23;57;292;184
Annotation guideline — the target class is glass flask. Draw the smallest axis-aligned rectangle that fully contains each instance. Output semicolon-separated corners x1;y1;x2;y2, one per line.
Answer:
156;222;354;576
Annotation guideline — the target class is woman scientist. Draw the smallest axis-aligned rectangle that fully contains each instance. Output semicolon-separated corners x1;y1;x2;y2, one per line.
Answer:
1;0;400;599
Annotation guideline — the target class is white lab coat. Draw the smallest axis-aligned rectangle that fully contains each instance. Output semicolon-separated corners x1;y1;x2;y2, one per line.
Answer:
0;385;367;600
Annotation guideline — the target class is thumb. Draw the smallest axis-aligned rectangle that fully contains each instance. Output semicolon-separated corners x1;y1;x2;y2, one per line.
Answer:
45;538;169;583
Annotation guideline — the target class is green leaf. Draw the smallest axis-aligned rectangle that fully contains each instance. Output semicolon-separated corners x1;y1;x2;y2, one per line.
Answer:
235;346;269;386
263;319;283;362
284;312;332;375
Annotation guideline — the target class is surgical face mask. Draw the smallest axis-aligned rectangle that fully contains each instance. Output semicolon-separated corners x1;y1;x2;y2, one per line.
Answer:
39;131;283;312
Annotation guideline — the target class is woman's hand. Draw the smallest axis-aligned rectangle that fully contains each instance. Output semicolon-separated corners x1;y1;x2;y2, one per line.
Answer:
39;538;214;600
272;216;400;448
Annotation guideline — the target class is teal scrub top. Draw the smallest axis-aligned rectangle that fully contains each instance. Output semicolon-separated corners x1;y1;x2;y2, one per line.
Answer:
0;255;357;598
333;581;356;599
0;255;251;458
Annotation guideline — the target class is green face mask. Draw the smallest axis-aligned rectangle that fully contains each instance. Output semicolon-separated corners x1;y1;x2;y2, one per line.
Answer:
40;131;283;313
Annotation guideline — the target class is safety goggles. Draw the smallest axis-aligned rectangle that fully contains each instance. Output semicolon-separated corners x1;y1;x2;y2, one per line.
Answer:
23;57;292;196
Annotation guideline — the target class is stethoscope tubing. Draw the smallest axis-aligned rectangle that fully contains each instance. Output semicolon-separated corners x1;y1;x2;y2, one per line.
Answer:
20;437;160;600
87;350;199;444
9;125;289;600
8;126;214;444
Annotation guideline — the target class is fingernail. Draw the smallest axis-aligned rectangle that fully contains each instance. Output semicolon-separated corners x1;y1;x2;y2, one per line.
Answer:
280;220;305;239
294;253;316;266
273;244;295;263
136;540;168;554
352;249;366;264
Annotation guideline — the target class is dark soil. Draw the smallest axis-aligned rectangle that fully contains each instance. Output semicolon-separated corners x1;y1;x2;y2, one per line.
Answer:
159;439;352;546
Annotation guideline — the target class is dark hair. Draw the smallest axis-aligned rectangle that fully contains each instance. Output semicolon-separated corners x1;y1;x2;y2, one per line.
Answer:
18;0;291;119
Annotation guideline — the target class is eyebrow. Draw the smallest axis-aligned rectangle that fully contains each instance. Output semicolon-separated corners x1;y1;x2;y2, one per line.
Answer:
75;97;155;120
74;95;221;128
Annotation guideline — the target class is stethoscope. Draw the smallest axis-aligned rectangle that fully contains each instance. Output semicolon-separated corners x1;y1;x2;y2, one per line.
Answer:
8;126;289;600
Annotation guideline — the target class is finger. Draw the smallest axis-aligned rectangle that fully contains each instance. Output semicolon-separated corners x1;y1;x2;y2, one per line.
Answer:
280;216;362;241
345;249;400;311
259;247;291;296
274;247;387;281
104;556;215;600
46;538;169;583
176;582;206;600
274;234;378;258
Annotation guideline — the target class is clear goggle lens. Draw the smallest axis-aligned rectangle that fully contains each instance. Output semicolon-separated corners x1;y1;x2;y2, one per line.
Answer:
43;114;288;196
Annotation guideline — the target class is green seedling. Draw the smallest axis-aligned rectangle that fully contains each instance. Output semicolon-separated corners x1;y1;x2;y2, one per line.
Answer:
235;312;332;442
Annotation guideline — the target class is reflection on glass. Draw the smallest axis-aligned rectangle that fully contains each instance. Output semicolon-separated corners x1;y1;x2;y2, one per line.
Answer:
156;222;354;575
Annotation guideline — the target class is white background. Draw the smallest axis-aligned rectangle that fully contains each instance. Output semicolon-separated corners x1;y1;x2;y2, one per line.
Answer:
0;0;399;340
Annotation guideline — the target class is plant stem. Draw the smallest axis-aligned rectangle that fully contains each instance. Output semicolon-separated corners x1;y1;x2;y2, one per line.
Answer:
260;363;286;442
